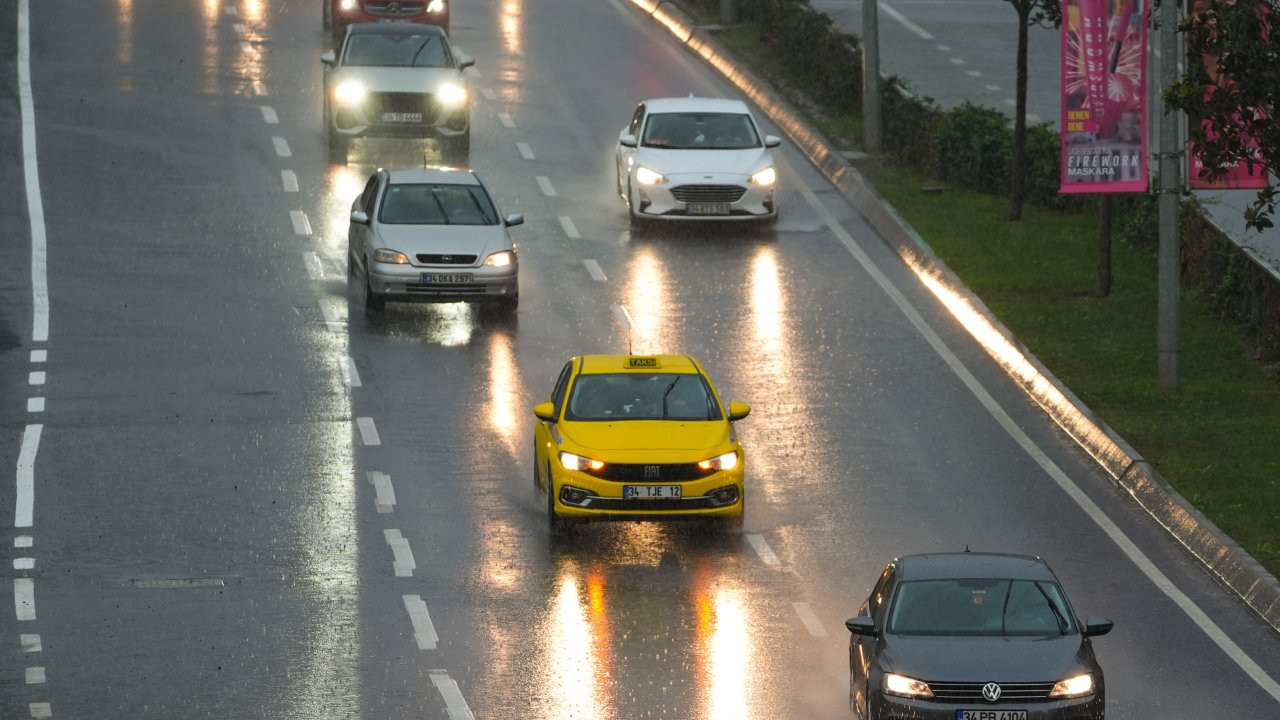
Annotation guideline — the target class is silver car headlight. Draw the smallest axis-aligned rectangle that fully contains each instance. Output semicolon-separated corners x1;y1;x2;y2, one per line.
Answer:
1049;673;1095;698
635;166;667;186
483;250;514;267
334;81;367;107
882;673;933;699
372;248;410;264
438;83;467;107
697;451;738;472
427;0;446;12
749;166;777;186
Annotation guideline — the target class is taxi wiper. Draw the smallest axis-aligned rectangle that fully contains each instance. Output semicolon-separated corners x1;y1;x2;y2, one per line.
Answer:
661;376;680;419
1034;581;1069;635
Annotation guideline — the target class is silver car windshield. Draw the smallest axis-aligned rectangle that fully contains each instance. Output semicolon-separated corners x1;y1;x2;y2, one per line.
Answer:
379;184;499;226
888;579;1076;636
342;34;451;68
566;373;722;421
641;112;761;150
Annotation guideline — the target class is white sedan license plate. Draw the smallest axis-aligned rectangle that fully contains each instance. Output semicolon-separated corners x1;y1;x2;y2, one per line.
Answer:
422;273;473;284
623;485;682;499
957;711;1027;720
382;112;423;123
686;202;730;215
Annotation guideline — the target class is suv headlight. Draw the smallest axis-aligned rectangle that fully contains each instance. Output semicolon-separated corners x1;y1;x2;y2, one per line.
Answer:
339;0;359;11
1049;674;1094;698
427;0;446;12
749;167;777;186
882;673;933;699
635;166;667;186
438;83;467;106
483;251;514;267
559;452;605;472
372;248;409;264
334;81;366;106
697;451;738;472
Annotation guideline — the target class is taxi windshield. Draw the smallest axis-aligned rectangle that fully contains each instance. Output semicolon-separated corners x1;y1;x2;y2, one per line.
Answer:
566;373;722;421
887;579;1076;637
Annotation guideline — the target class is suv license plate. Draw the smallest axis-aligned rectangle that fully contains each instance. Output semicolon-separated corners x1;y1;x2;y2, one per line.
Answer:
422;273;473;284
957;711;1027;720
623;485;682;499
382;112;423;123
686;202;730;215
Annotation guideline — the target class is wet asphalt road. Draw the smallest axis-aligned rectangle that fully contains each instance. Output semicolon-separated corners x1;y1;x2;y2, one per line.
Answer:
0;0;1278;718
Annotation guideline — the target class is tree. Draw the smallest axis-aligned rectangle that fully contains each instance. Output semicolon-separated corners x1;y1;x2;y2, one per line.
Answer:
1003;1;1062;221
1165;0;1279;230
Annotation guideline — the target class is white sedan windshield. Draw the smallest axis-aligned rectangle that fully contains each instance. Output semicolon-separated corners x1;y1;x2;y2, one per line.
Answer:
642;112;760;150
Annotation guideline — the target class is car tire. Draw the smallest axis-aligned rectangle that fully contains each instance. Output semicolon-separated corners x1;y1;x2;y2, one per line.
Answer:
626;180;644;228
497;294;518;313
364;265;384;312
546;467;567;536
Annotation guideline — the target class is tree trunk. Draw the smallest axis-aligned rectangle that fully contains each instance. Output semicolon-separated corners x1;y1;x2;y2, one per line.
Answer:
1009;4;1030;221
1097;195;1113;298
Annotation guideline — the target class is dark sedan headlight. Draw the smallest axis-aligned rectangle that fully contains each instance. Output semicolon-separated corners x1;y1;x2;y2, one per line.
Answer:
372;248;410;264
882;673;933;699
483;251;514;267
559;452;605;472
334;81;367;107
1049;673;1095;698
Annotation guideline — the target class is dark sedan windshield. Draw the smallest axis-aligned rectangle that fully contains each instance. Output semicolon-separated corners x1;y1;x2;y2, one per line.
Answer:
379;184;498;226
888;579;1076;636
342;33;452;68
566;373;722;421
641;112;761;150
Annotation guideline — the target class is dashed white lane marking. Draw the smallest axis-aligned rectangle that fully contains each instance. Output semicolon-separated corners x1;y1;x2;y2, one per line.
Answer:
28;371;44;385
20;0;49;344
290;210;312;236
30;350;45;363
949;57;965;65
745;533;780;566
16;425;41;528
20;634;41;652
611;303;632;329
224;5;237;15
282;170;299;192
583;259;607;283
319;302;341;332
430;670;478;720
356;417;381;446
343;357;362;387
15;536;32;548
14;558;34;570
967;69;983;77
536;176;557;197
29;703;51;718
25;667;45;684
260;106;278;124
233;22;246;33
880;1;934;40
558;216;580;239
480;87;496;101
303;251;323;280
1003;98;1016;107
793;602;828;637
384;529;416;577
403;595;439;649
516;141;535;160
27;398;44;413
15;579;36;621
368;471;396;513
936;44;950;51
272;136;292;157
801;189;1280;703
498;112;514;128
240;41;253;54
1027;113;1043;124
985;83;1000;92
252;80;266;97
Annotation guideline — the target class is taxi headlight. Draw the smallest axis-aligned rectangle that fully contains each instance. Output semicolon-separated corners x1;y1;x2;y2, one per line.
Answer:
372;248;410;264
635;166;667;186
334;81;367;106
559;452;605;473
438;83;467;106
882;673;933;699
427;0;446;12
1049;674;1094;698
483;251;514;267
697;451;738;472
749;166;777;186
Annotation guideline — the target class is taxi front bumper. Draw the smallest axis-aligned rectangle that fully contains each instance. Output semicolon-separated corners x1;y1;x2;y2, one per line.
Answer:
550;467;744;520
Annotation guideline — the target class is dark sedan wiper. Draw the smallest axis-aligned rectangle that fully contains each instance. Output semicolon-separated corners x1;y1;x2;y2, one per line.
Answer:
1035;581;1069;635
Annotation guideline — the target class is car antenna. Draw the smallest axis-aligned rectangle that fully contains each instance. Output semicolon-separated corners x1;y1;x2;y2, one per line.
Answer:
964;545;971;553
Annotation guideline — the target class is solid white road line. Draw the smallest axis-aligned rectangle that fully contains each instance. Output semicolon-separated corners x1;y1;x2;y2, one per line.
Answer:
356;417;381;446
290;210;312;236
384;529;416;577
536;176;557;197
29;703;51;718
260;106;278;124
28;371;44;385
27;398;44;413
319;302;341;332
516;142;535;160
498;112;514;128
792;602;828;637
303;251;323;281
14;559;34;570
16;425;41;528
583;259;607;283
19;0;49;344
801;190;1280;702
403;595;439;649
15;536;33;548
343;357;362;387
272;136;292;157
367;471;396;513
745;533;780;566
30;350;45;363
880;1;935;40
20;634;41;652
429;670;478;720
25;667;45;684
282;170;299;192
15;578;36;621
558;216;580;239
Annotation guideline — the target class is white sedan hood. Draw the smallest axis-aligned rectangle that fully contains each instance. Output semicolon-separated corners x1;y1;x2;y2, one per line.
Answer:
633;147;773;179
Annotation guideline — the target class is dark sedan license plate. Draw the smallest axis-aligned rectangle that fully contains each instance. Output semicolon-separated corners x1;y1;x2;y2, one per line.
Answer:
623;485;682;499
957;711;1027;720
422;273;473;284
382;112;423;123
686;202;730;215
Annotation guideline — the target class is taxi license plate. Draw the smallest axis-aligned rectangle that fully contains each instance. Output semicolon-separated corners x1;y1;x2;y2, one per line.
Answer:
686;202;730;215
623;485;681;499
957;711;1027;720
382;112;423;123
422;273;473;284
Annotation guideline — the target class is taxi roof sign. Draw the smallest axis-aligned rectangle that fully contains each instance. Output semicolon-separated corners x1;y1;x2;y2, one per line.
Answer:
626;356;661;369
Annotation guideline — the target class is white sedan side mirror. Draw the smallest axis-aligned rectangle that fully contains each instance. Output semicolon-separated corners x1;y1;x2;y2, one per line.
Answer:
764;135;781;148
619;132;638;148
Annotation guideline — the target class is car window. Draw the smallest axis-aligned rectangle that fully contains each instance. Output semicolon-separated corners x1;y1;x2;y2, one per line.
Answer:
641;112;761;150
378;183;499;225
629;104;646;136
550;362;574;414
887;579;1077;636
361;174;381;215
343;33;452;68
868;565;895;625
565;373;722;421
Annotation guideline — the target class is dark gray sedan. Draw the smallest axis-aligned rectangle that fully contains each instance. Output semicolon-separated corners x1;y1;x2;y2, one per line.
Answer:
845;552;1112;720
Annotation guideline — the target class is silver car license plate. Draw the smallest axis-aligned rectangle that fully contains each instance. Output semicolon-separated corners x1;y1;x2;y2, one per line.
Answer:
623;485;682;499
382;112;423;123
686;202;730;215
422;273;473;284
957;711;1027;720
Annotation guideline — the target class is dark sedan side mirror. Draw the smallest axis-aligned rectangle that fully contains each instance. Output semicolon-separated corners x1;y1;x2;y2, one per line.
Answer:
845;616;879;637
505;213;524;227
321;51;337;66
619;132;638;148
764;134;781;148
350;210;370;226
533;402;557;422
1083;617;1113;637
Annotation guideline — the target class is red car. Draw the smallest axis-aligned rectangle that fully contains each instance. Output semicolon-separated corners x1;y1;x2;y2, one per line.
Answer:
324;0;450;43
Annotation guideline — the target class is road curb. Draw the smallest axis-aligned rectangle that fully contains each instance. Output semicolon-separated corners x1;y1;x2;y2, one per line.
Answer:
630;0;1280;633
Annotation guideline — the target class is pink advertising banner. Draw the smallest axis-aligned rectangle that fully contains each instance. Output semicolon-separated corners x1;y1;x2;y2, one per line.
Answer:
1060;0;1149;194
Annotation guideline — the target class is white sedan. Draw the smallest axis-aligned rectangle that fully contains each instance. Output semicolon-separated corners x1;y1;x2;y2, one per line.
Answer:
616;96;780;225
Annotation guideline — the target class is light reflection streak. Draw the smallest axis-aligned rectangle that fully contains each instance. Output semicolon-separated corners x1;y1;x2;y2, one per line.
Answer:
426;304;474;346
327;165;366;253
500;0;523;56
115;0;134;69
202;0;221;95
698;587;750;720
545;568;612;720
623;246;668;354
743;247;795;506
239;0;265;24
487;331;521;457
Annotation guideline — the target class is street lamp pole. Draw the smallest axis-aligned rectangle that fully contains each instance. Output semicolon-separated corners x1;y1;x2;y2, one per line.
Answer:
1157;0;1182;389
863;0;882;155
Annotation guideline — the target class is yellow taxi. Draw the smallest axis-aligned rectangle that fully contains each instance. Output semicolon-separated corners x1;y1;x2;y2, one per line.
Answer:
532;355;751;533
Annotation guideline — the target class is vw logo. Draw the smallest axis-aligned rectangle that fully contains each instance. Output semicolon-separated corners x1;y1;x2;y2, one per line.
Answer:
386;2;403;16
981;682;1002;702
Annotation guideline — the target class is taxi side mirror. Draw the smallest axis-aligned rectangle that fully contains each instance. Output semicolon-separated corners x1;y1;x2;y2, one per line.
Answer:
533;402;557;422
727;401;751;421
845;616;878;637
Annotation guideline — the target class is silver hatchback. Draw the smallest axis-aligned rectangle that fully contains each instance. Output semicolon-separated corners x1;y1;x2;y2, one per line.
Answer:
348;168;523;312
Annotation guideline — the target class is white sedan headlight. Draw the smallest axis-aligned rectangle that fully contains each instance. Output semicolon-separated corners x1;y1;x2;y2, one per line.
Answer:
635;166;667;186
333;81;367;106
697;452;738;472
1049;674;1095;698
749;166;777;186
882;673;933;699
483;251;514;267
438;83;467;106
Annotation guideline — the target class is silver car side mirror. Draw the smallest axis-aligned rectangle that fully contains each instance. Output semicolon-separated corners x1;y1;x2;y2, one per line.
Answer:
350;210;371;226
457;54;475;70
504;213;524;227
764;134;781;148
321;51;337;66
619;132;638;148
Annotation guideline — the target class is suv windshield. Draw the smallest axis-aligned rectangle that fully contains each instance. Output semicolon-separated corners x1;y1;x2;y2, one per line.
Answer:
343;34;451;68
566;373;722;421
641;112;760;150
379;183;498;226
888;579;1076;636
